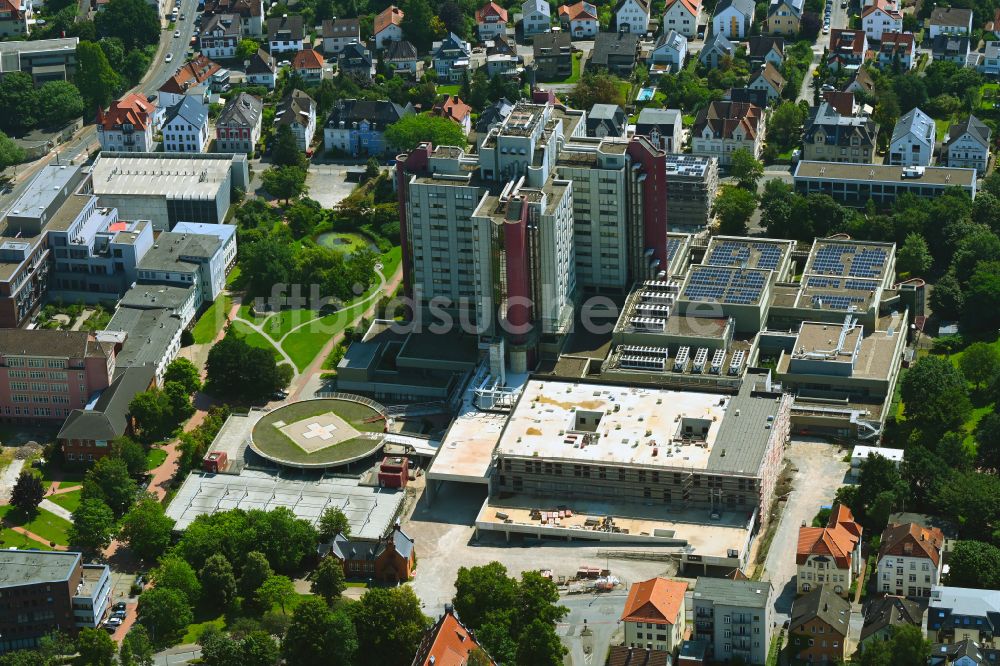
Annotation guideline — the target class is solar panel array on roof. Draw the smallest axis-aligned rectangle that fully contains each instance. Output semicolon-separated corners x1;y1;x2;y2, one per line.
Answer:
812;244;852;275
684;266;767;304
754;243;783;271
849;247;887;278
666;237;683;266
811;294;867;310
806;276;880;292
707;240;751;267
811;243;889;279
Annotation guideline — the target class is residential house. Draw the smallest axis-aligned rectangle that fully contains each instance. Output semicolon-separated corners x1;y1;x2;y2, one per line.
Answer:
827;29;869;70
699;31;735;68
858;595;923;652
928;586;1000;647
476;1;509;40
200;13;240;59
823;90;858;115
844;67;875;95
485;51;520;77
587;103;627;137
748;35;784;67
636;108;683;151
888;512;958;554
862;0;902;41
275;88;316;152
615;0;650;34
621;578;687;655
559;1;599;38
932;34;971;65
607;646;672;666
292;46;325;84
432;95;472;135
317;524;415;582
943;114;991;173
876;521;945;598
324;99;414;156
765;0;803;36
411;606;496;666
215;92;262;154
488;34;517;56
712;0;755;39
795;504;864;597
929;6;973;38
877;31;916;69
338;43;373;81
202;0;264;36
691;578;773;666
802;101;879;163
267;14;304;54
663;0;700;38
590;31;640;76
321;17;360;54
97;93;157;153
981;40;1000;75
474;97;514;135
888;107;935;167
385;39;419;76
245;48;277;88
162;97;210;153
432;32;472;83
929;640;1000;665
0;0;28;37
522;0;552;37
533;31;573;79
692;100;765;164
374;5;404;49
649;28;688;75
788;586;851;666
747;62;786;103
158;54;221;108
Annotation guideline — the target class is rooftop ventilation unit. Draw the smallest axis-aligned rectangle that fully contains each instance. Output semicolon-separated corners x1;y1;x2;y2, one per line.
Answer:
673;346;689;372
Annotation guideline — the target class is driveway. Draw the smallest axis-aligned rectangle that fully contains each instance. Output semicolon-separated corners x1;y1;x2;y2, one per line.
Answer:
0;457;24;504
762;438;851;625
560;592;630;666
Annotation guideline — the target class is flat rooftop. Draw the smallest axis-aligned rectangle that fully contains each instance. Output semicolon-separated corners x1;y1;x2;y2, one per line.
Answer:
78;564;108;597
6;164;80;221
497;380;730;470
794;160;976;187
0;550;80;588
165;469;404;541
206;410;263;464
91;154;234;198
703;237;792;273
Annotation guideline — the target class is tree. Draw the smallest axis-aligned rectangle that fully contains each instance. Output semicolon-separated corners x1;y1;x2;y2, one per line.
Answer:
205;332;288;402
111;436;148;477
75;41;120;111
286;197;323;238
713;185;757;235
729;148;764;190
121;625;154;666
256;574;296;615
75;627;116;666
900;355;971;434
119;495;175;562
82;456;138;517
261;165;308;204
400;0;436;51
152;555;202;606
271;124;306;168
236;39;261;61
127;388;175;444
855;453;909;531
37;81;85;128
767;101;808;150
318;506;350;541
69;499;116;556
352;587;428;666
137;587;193;644
897;233;932;276
239;551;273;599
165;381;195;422
283;598;357;666
0;73;39;135
934;470;1000;541
887;624;931;665
384;114;466;152
310;556;346;605
200;554;238;610
0;130;26;170
95;0;159;49
960;342;1000;389
569;72;626;108
976;413;1000;473
123;48;151;86
453;562;519;630
163;358;202;394
963;260;1000;331
241;632;280;666
10;471;44;515
930;271;964;320
515;619;566;666
944;540;1000;589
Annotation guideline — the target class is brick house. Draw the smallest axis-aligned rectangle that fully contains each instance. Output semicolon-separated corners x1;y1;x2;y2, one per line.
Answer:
318;525;416;582
788;586;851;665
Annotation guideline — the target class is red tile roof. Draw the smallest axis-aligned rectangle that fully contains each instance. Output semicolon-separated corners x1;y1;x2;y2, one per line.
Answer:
559;1;598;20
880;30;914;48
292;47;324;70
375;5;403;34
693;101;764;141
411;608;496;666
862;0;901;20
822;91;855;115
796;503;862;569
879;522;945;567
159;54;221;95
0;0;24;20
829;29;867;55
665;0;700;16
620;578;687;625
476;1;508;23
98;93;155;131
433;95;471;124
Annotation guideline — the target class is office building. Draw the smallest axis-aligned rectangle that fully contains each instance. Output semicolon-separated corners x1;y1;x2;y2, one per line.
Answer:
792;161;976;205
0;37;78;83
692;578;773;665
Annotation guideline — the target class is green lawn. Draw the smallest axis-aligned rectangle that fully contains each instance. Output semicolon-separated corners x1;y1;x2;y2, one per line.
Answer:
262;309;320;340
436;84;462;96
37;464;87;491
315;232;371;254
48;489;82;514
230;321;282;360
181;616;227;644
146;447;168;471
0;505;72;545
0;527;54;550
225;265;242;287
251;399;384;465
192;295;234;345
379;246;402;280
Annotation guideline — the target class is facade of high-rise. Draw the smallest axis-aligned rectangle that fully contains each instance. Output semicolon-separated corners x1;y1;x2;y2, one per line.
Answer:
394;94;677;369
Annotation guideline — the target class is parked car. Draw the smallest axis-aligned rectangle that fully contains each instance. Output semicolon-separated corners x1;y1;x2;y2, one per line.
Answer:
114;601;127;612
165;53;173;62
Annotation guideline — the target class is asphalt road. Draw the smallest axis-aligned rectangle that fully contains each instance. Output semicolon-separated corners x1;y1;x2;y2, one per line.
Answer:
797;0;850;103
0;0;202;216
559;592;630;666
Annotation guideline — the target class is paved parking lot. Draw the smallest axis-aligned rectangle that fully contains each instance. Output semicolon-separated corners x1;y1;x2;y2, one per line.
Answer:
304;163;362;209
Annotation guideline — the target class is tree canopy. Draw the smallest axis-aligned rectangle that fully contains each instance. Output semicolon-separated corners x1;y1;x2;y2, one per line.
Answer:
10;471;44;515
282;597;357;666
205;332;290;403
384;114;466;152
351;587;429;666
69;498;117;557
119;494;176;562
899;355;971;434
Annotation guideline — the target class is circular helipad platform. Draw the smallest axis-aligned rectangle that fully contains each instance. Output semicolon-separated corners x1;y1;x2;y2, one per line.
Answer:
249;397;387;468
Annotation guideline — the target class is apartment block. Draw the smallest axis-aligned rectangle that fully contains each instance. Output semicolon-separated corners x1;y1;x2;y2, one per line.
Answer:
796;504;863;597
877;521;944;598
692;578;773;665
621;578;687;655
663;154;719;229
928;586;1000;647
